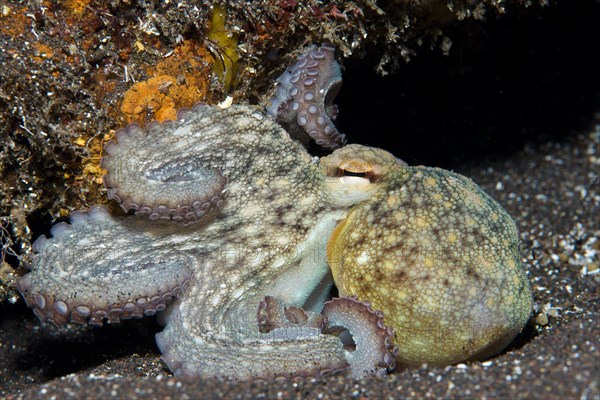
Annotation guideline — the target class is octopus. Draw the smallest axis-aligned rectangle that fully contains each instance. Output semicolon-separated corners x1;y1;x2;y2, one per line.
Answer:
17;45;533;380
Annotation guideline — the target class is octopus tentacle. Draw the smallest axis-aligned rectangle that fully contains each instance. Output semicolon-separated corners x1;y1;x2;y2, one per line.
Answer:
16;205;194;326
253;295;397;378
257;296;325;333
267;44;346;150
322;296;399;378
156;299;349;381
101;104;228;225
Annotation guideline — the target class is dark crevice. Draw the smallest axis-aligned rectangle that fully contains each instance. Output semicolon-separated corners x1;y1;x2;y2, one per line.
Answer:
337;0;599;169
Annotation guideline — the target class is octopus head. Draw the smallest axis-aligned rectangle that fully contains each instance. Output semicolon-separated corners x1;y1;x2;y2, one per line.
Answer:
326;160;534;367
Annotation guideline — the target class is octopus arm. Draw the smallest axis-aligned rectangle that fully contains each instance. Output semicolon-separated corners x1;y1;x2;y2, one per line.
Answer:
257;296;326;333
155;294;397;380
322;297;399;377
266;44;346;149
17;205;193;326
101;105;280;224
256;295;398;377
156;299;349;380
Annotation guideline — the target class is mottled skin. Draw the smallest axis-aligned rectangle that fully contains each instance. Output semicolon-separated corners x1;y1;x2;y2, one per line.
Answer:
328;160;534;367
19;105;399;379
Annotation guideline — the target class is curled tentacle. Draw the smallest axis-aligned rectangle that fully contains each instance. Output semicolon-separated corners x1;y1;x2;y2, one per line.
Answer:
16;205;194;326
101;104;228;225
267;44;346;150
257;296;325;334
322;296;399;378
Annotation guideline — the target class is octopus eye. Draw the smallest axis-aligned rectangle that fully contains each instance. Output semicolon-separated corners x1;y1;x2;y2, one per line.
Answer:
338;159;375;182
342;169;369;178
